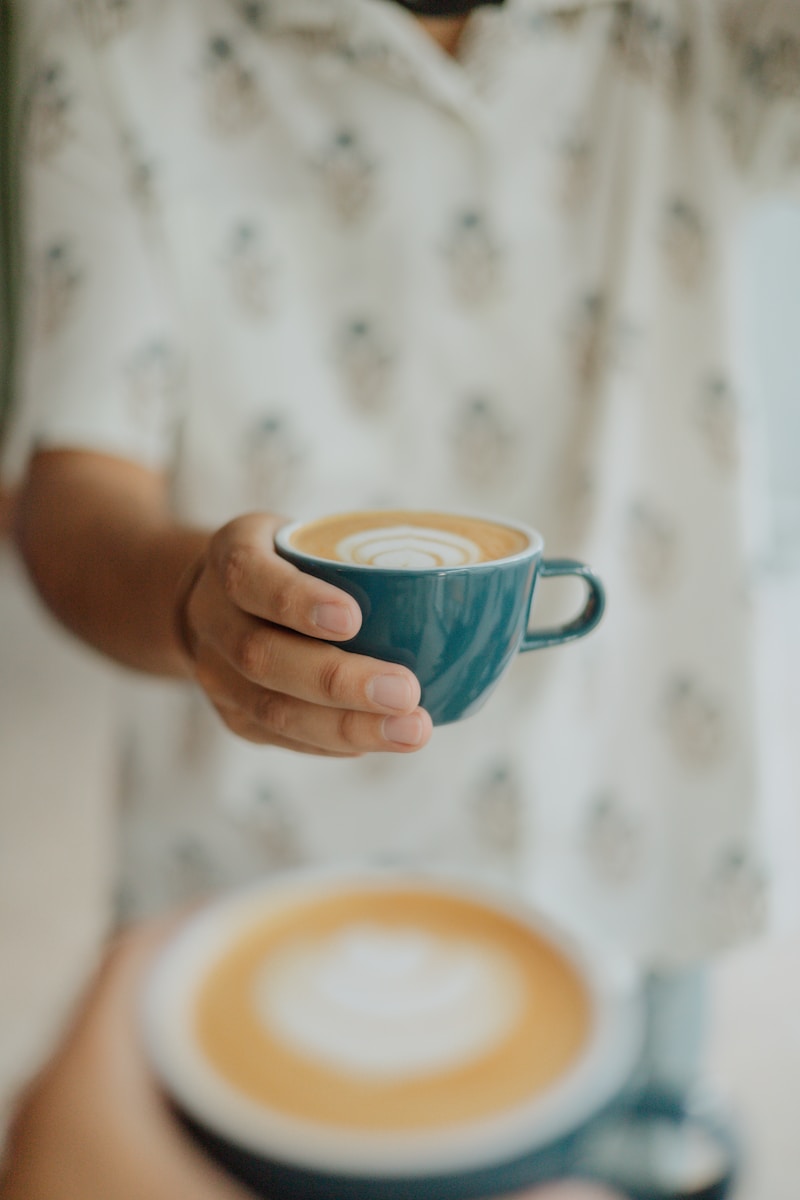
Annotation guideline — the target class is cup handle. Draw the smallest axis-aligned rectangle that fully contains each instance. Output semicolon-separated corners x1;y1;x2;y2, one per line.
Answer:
520;558;605;651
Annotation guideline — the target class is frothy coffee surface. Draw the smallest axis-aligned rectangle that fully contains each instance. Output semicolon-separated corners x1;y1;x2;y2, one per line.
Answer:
288;511;530;568
256;923;522;1079
193;887;590;1132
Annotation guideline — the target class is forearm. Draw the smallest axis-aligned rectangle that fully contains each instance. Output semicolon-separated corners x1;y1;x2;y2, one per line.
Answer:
0;485;16;538
14;450;209;678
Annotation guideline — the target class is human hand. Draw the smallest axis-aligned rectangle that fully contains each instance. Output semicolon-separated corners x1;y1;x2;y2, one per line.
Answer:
179;512;433;756
15;451;432;755
0;917;256;1200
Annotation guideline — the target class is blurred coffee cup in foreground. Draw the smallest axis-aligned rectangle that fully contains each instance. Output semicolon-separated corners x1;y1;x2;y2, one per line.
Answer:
142;868;642;1199
275;509;605;725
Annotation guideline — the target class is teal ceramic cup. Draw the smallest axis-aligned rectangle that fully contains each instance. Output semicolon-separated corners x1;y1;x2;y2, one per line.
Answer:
274;509;605;725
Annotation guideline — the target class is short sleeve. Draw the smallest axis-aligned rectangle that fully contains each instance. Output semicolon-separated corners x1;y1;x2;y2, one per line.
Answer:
710;0;800;198
4;1;183;483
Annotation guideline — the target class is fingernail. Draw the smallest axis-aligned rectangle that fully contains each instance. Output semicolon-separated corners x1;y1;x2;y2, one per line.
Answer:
367;674;415;712
382;713;425;746
312;603;357;636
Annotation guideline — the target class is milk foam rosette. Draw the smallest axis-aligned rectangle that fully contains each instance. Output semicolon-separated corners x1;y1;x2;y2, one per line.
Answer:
254;921;523;1079
336;526;483;569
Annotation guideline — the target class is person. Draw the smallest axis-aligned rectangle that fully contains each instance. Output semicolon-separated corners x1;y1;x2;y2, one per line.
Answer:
3;0;799;1192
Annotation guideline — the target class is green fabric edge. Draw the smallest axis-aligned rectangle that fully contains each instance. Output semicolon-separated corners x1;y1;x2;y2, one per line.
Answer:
0;0;18;448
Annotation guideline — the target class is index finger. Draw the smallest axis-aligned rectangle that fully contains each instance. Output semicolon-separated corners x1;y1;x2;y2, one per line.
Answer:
212;514;363;641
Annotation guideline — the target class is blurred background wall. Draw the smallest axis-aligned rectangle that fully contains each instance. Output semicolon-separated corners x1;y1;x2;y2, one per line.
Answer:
740;201;800;572
735;202;800;938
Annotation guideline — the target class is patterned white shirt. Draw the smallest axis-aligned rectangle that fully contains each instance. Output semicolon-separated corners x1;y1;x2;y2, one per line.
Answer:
8;0;800;966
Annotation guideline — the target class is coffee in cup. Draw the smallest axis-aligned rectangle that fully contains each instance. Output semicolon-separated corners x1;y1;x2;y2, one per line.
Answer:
142;869;642;1199
275;509;605;725
286;510;530;568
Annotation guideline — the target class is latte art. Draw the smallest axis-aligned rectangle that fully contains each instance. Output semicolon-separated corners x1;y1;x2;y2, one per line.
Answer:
143;874;642;1192
189;886;591;1132
337;526;483;569
285;509;531;566
255;924;524;1078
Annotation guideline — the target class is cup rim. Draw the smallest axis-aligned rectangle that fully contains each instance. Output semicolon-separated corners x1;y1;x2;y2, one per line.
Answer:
273;509;544;572
141;866;643;1178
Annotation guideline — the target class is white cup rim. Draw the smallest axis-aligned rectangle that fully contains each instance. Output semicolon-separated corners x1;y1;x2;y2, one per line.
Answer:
141;866;643;1178
273;510;544;571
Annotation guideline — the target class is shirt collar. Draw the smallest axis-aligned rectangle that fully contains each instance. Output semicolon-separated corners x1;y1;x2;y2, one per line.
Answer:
229;0;609;129
233;0;610;37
